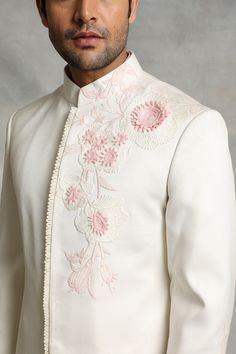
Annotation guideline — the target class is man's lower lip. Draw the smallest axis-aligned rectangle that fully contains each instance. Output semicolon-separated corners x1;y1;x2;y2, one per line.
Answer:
73;37;102;46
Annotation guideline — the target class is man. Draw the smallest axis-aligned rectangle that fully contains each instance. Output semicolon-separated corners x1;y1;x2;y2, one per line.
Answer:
0;1;236;353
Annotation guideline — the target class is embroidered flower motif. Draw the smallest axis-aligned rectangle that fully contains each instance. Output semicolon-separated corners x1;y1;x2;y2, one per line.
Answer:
88;211;109;236
82;129;108;150
64;126;130;298
83;148;99;164
99;147;119;167
63;184;86;210
66;185;80;204
66;251;84;268
65;247;97;297
77;196;128;243
82;129;96;145
120;99;172;149
113;132;128;146
78;128;130;173
131;101;169;132
93;135;109;150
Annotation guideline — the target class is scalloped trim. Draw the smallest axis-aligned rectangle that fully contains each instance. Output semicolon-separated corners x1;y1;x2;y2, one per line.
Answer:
43;106;77;354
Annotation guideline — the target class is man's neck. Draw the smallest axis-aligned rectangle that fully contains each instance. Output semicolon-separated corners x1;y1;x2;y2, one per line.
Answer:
68;49;129;88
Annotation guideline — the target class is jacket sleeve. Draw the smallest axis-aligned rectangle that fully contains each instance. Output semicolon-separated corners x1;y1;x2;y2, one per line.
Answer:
165;109;236;354
0;113;25;354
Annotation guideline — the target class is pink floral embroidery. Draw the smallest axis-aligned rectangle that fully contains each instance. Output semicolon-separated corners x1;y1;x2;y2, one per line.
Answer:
64;127;129;298
65;186;81;205
65;242;118;298
88;211;109;236
79;128;130;172
113;133;128;146
65;248;96;297
83;129;108;150
93;135;108;150
131;101;169;132
99;147;118;167
65;195;128;297
82;129;96;145
84;148;99;164
63;184;86;210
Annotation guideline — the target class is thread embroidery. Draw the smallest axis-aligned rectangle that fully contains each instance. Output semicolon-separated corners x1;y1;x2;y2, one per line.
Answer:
62;101;171;298
63;128;129;298
120;97;173;150
131;101;169;132
42;53;207;354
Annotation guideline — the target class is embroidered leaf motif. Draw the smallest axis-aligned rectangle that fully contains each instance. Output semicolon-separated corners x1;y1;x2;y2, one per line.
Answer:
92;195;122;209
80;169;95;195
74;212;87;235
99;176;116;191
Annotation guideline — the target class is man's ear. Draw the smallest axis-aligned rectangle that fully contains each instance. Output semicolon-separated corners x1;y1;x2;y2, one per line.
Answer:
129;0;139;24
36;0;49;28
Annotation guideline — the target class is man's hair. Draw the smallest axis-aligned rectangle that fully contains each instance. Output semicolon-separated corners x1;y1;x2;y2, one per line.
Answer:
41;0;132;18
41;0;46;17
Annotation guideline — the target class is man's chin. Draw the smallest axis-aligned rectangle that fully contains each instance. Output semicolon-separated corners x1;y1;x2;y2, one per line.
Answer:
59;44;126;72
71;53;107;72
67;57;109;72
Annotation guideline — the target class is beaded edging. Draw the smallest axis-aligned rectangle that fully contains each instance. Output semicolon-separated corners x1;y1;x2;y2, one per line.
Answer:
43;106;77;354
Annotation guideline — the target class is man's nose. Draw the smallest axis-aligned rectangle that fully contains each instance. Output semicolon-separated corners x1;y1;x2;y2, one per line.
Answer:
74;0;98;24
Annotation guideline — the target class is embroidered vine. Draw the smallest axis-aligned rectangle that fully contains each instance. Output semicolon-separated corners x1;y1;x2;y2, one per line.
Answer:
42;53;209;354
62;99;172;299
63;127;129;299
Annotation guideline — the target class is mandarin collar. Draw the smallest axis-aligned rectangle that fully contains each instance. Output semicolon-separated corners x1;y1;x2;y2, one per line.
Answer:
62;51;143;106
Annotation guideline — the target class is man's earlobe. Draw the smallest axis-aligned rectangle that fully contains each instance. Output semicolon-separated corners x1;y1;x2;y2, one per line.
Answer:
41;14;49;28
39;11;49;28
128;0;139;24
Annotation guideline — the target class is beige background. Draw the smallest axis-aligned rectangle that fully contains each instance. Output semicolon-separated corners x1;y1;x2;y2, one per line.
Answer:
0;0;235;352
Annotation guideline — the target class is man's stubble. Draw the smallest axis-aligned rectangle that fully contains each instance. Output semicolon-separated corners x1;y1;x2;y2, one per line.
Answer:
48;22;130;72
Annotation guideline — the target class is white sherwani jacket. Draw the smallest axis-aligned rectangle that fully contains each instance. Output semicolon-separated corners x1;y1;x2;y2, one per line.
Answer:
0;52;236;354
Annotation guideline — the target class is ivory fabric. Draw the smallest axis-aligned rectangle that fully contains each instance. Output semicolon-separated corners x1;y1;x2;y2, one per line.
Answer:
0;52;236;354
